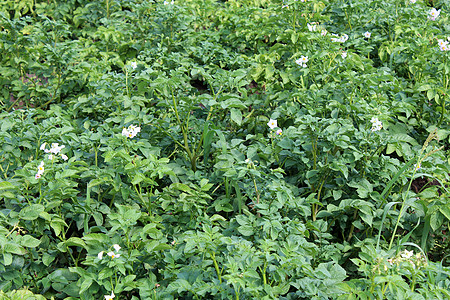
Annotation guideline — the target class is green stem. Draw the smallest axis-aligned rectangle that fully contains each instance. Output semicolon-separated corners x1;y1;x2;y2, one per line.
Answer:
126;70;130;97
210;251;222;283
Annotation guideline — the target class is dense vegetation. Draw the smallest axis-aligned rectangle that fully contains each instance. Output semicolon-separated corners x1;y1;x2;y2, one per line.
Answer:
1;0;450;299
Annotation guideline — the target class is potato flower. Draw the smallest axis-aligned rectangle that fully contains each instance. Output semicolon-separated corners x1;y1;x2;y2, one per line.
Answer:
428;8;440;21
364;31;371;38
438;39;449;51
370;117;383;132
331;33;348;43
276;129;283;136
35;161;45;179
104;291;115;300
122;124;141;138
107;251;120;259
41;142;65;154
401;249;414;259
267;119;277;129
307;23;317;32
295;55;308;68
98;244;121;260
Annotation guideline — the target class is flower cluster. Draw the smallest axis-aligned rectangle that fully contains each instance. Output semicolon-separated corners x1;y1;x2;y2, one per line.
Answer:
35;161;45;179
98;244;121;260
428;8;440;21
388;249;428;269
295;55;309;68
122;124;141;138
267;119;282;136
307;23;317;32
40;142;67;161
370;117;383;132
372;250;427;275
438;38;449;51
331;33;349;43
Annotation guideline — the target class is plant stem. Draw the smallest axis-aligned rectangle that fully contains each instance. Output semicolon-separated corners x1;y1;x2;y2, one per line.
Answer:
210;251;222;283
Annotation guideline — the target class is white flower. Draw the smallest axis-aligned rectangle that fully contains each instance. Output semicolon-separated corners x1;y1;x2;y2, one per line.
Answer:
414;163;421;171
48;154;54;160
267;119;277;129
130;62;137;70
97;251;104;259
40;143;47;151
37;161;45;174
438;39;449;51
122;124;141;138
104;291;115;300
35;161;45;179
429;8;440;21
60;154;68;161
307;23;317;32
364;31;371;38
370;117;383;132
107;251;120;259
339;34;349;42
321;29;327;36
341;51;347;59
48;143;65;154
276;129;283;136
401;250;414;259
113;244;121;252
296;55;309;68
332;33;348;43
410;0;416;3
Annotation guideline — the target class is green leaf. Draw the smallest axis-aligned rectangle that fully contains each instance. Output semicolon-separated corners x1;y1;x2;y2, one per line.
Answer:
3;252;13;266
43;253;56;266
230;108;243;126
56;169;80;179
237;225;254;236
65;237;87;249
98;268;114;281
19;204;45;220
4;243;26;255
0;181;15;191
439;206;450;220
20;235;41;248
131;173;145;185
79;278;93;294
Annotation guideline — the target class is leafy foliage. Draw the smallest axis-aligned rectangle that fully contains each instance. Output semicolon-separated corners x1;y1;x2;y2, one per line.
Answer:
1;0;450;299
